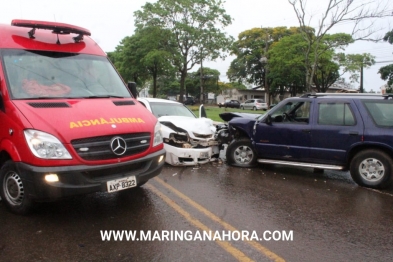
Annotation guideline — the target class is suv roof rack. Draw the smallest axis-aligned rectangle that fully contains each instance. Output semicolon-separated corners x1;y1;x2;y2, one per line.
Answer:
301;93;381;98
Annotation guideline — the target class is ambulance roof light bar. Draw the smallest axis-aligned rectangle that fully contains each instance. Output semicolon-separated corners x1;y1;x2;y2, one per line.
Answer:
11;19;91;43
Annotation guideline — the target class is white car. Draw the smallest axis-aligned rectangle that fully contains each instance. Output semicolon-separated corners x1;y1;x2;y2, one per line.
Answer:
137;98;219;166
240;99;268;110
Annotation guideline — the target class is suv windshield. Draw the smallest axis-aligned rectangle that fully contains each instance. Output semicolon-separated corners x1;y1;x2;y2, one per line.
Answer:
3;49;130;99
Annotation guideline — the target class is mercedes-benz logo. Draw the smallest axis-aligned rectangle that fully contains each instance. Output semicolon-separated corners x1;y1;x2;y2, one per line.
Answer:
110;136;127;156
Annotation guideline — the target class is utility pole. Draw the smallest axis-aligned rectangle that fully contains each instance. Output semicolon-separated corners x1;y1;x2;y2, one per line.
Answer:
360;62;364;93
263;28;270;107
200;49;204;104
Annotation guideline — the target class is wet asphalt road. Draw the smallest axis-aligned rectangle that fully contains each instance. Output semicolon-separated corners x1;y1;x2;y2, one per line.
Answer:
1;161;393;262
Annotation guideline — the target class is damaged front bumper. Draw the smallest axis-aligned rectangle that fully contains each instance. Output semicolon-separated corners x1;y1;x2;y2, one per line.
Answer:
164;144;219;166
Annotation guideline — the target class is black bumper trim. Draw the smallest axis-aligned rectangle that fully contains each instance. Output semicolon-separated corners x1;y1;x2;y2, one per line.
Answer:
15;149;166;201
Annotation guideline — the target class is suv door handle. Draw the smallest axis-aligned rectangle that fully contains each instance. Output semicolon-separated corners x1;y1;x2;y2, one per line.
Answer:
349;131;358;135
302;129;311;133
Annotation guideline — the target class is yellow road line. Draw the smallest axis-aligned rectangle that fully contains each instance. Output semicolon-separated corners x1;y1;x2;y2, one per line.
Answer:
146;184;253;262
154;177;285;262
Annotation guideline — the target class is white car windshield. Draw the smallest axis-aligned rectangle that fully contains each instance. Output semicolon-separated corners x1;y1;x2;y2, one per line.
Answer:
150;102;196;118
3;49;130;99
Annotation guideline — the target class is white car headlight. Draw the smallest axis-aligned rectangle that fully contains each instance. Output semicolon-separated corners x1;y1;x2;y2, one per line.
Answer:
153;121;163;147
24;129;72;159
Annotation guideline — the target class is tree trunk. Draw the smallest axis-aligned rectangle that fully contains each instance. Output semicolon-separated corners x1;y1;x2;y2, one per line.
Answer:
200;62;204;105
153;72;157;98
179;67;187;103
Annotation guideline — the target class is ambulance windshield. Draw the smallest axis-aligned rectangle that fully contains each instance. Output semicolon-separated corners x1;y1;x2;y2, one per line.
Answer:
3;50;131;99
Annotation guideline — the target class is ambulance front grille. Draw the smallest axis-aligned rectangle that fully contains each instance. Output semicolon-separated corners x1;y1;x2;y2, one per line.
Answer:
71;133;151;160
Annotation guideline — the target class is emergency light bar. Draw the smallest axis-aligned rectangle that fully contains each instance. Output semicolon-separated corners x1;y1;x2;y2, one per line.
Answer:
11;19;91;42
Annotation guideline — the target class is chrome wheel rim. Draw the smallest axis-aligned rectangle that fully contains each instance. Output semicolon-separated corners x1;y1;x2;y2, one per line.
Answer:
3;171;24;206
234;145;254;164
359;158;385;182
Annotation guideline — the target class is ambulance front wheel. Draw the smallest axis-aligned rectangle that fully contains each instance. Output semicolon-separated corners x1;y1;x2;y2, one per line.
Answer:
0;160;34;215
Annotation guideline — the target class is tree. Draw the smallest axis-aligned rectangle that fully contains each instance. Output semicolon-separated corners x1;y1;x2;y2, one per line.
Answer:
111;26;176;97
378;65;393;90
378;30;393;92
268;33;307;97
383;30;393;44
288;0;391;92
313;57;340;93
134;0;233;103
111;36;148;87
337;53;375;92
151;76;181;98
137;27;177;97
186;67;220;97
227;27;297;104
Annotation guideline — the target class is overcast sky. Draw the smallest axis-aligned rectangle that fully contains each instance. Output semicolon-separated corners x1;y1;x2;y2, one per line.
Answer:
2;0;393;92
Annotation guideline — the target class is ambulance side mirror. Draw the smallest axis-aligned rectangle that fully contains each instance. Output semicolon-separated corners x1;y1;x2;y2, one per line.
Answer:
127;82;138;98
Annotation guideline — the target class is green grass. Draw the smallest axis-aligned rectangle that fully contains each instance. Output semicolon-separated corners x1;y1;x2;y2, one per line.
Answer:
188;105;266;122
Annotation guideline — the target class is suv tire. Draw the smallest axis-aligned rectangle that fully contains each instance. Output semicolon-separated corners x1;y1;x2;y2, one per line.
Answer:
0;160;34;215
350;150;393;189
226;138;257;167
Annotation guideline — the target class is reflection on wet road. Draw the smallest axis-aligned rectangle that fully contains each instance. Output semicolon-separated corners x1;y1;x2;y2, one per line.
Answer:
1;162;393;261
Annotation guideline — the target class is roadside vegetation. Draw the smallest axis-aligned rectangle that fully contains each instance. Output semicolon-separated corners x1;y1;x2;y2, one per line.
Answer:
107;0;393;101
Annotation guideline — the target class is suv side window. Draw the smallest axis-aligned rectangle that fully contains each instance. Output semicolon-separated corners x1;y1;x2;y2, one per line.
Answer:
363;101;393;127
271;101;310;124
318;103;355;126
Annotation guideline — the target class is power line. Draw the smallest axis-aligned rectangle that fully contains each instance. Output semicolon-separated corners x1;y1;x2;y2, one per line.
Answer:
374;60;393;63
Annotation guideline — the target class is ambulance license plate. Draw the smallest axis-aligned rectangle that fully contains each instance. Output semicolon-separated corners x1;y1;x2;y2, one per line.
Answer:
107;176;137;193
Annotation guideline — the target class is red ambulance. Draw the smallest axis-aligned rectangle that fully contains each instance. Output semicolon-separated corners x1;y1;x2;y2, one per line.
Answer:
0;20;165;214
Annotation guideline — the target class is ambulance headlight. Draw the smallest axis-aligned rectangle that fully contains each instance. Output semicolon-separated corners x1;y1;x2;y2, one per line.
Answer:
153;121;163;147
24;129;72;159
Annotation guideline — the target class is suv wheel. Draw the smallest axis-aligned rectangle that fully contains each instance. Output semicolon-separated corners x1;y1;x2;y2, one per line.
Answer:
226;138;257;167
350;150;393;189
0;160;34;215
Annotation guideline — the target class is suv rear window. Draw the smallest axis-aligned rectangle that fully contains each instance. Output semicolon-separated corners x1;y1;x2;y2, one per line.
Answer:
363;101;393;127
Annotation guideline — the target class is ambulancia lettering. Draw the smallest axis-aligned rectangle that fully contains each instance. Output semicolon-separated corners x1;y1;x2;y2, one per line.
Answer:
70;117;145;128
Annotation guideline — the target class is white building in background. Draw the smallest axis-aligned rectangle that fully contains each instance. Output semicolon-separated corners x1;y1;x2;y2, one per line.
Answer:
380;84;392;94
138;87;150;98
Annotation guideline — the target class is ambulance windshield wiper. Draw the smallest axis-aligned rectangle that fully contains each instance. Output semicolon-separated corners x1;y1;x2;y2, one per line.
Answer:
28;96;74;100
86;95;126;98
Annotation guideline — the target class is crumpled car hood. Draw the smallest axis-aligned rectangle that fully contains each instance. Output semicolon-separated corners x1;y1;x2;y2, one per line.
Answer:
158;116;216;136
219;112;263;122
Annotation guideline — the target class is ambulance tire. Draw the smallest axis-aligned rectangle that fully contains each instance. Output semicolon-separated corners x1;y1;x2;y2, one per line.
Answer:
0;160;34;215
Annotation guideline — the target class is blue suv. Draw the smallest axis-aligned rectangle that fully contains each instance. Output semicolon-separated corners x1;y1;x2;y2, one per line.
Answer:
224;93;393;189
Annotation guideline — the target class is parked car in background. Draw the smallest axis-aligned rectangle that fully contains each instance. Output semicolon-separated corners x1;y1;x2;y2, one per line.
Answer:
219;99;241;108
240;99;268;110
224;93;393;189
138;98;219;166
184;96;195;105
